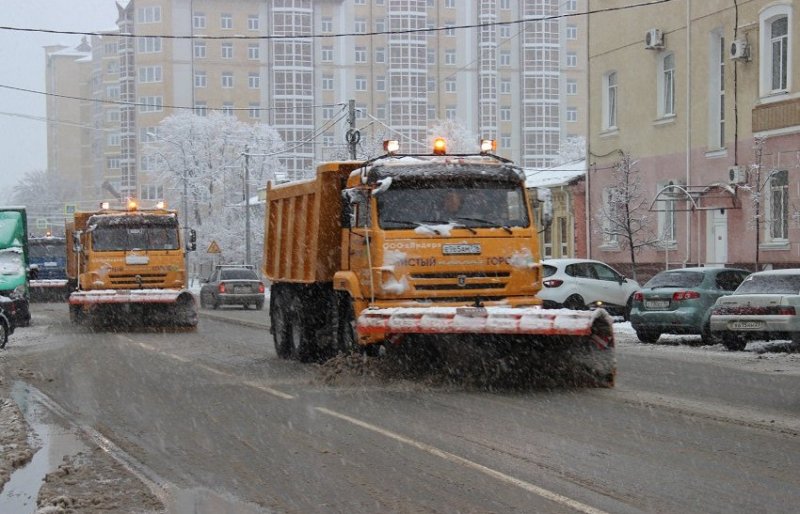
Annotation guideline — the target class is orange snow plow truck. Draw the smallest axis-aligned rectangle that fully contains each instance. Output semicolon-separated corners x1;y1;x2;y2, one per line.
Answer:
66;200;198;328
263;140;615;386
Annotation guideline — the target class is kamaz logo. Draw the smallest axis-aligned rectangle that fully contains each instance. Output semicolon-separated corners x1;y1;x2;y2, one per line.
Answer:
457;275;467;287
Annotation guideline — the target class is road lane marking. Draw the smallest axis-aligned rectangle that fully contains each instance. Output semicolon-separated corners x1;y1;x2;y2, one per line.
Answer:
128;340;295;400
315;407;610;514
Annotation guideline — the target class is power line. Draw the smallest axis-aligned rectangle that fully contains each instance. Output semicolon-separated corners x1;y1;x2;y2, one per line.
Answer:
0;0;675;41
0;83;346;113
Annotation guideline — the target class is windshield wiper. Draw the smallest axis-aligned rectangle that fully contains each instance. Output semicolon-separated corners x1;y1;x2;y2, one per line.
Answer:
383;219;442;235
451;217;513;234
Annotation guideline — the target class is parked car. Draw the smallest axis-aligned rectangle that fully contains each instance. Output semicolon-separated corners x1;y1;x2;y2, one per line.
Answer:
0;296;16;349
630;267;751;344
539;258;640;319
199;265;266;310
710;268;800;351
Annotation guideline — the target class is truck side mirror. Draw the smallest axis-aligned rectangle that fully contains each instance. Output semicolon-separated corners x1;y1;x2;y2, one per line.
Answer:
72;231;82;252
341;192;353;229
187;229;197;252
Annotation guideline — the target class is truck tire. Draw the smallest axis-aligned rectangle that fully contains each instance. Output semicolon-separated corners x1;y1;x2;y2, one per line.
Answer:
0;321;7;349
273;289;313;361
336;300;358;355
69;304;85;324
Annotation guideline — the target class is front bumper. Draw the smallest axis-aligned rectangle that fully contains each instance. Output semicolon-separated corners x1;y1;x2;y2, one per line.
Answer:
70;289;185;305
217;293;264;305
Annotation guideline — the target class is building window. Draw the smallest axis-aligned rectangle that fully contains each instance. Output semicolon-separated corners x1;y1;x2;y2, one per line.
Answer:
500;50;511;66
107;110;120;123
427;104;437;120
427;78;436;92
106;86;119;99
445;23;456;37
220;14;232;29
500;134;511;149
194;41;206;59
445;77;456;92
322;75;334;90
221;42;233;59
445;106;457;120
445;0;455;7
139;96;163;113
566;79;577;95
566;25;577;40
500;106;511;121
222;103;234;116
445;50;456;65
221;72;234;88
375;47;386;63
376;76;386;91
375;18;385;33
500;26;511;39
709;30;725;149
137;37;162;53
193;12;206;30
249;104;260;119
659;52;676;117
108;133;120;146
194;71;207;88
768;170;789;241
354;18;366;34
559;217;569;256
602;187;619;245
760;5;792;95
500;0;510;9
376;105;386;119
194;102;207;116
138;66;162;83
657;181;677;243
248;73;260;89
355;76;367;91
321;47;333;62
565;0;577;11
566;107;577;122
355;46;367;63
322;106;334;120
427;48;436;65
107;157;121;169
603;71;617;130
566;52;577;67
137;6;161;23
141;184;163;200
543;224;553;258
321;17;332;33
248;44;259;60
500;79;512;94
247;15;259;31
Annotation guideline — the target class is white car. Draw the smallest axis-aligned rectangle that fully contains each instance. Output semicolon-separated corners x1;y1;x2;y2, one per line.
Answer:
710;268;800;351
538;258;641;319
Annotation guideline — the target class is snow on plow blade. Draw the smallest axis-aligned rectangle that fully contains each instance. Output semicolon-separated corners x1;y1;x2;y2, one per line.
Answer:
69;289;183;305
358;306;612;342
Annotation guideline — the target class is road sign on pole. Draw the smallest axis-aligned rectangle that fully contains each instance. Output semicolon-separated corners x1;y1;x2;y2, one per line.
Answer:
207;240;221;254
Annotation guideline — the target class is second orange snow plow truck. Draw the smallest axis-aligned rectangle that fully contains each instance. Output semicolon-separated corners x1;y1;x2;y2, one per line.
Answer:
66;200;198;327
264;139;615;386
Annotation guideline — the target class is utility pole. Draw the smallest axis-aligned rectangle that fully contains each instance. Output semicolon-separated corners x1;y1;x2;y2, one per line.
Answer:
244;145;251;267
346;99;360;160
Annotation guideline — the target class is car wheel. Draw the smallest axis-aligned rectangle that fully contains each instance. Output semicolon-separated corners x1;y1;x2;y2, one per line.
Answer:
199;293;208;309
0;321;7;349
722;333;747;351
563;294;585;311
212;296;220;310
255;299;264;311
700;321;719;345
635;329;660;344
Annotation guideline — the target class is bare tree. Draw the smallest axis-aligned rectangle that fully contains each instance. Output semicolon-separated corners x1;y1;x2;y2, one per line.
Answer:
593;152;659;281
12;169;78;232
427;120;479;154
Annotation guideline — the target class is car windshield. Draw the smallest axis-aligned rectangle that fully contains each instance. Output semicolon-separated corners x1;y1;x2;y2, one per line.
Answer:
734;273;800;295
0;251;24;276
29;241;65;259
220;269;259;280
644;271;704;289
92;226;180;251
377;182;529;229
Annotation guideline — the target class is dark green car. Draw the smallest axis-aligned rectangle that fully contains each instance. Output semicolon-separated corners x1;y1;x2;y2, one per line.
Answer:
629;267;751;344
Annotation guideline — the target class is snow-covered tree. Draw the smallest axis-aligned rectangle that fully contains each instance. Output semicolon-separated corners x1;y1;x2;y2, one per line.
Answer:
146;112;286;267
427;120;479;154
12;169;78;228
593;152;659;281
555;136;586;165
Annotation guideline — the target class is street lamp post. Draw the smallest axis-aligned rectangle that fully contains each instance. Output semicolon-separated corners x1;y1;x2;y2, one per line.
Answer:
244;146;251;267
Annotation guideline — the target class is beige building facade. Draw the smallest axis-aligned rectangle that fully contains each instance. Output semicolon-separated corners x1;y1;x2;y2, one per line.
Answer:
587;0;800;277
46;0;589;211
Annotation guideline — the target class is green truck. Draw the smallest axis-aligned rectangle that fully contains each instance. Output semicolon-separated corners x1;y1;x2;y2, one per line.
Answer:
0;207;31;327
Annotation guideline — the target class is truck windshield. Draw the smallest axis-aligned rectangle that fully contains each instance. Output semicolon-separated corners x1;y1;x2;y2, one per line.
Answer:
30;241;66;259
92;226;180;251
377;183;529;230
0;250;25;277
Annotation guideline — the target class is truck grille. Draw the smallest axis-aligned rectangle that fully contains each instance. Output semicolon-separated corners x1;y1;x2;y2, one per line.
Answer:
109;273;168;288
409;271;509;293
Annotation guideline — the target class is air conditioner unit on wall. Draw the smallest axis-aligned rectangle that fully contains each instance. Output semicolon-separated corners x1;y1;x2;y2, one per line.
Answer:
645;28;664;50
729;39;750;61
728;166;748;185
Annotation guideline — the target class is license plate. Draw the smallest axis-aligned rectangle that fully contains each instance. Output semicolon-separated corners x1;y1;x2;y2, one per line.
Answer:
645;300;670;310
456;307;488;317
443;244;481;255
234;286;247;294
730;320;764;330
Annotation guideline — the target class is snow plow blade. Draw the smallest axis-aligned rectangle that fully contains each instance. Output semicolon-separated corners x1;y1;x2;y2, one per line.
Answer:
358;306;616;387
69;289;197;328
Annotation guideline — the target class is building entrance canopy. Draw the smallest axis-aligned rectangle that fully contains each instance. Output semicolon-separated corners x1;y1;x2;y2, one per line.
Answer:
649;182;740;212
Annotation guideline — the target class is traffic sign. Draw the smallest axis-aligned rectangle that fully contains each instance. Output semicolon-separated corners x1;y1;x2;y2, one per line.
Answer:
207;240;221;254
65;204;77;215
36;218;48;229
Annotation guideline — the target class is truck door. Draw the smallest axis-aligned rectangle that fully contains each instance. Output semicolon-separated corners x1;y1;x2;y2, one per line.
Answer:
346;190;372;296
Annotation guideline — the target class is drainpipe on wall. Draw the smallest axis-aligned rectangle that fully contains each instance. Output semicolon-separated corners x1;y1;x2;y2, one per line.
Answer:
585;1;592;259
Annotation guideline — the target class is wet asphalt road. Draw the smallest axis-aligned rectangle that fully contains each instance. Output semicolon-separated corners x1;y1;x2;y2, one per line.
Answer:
4;302;800;513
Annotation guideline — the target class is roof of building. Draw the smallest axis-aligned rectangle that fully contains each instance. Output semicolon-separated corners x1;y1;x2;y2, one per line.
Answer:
524;159;586;189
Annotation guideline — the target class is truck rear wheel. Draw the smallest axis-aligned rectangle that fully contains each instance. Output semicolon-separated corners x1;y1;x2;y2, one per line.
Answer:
272;288;314;361
0;320;7;349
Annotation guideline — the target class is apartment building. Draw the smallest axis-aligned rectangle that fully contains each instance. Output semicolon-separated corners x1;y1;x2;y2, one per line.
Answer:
46;0;589;209
587;0;799;276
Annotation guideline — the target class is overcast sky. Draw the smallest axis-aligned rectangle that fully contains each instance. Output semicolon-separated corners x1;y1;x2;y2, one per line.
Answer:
0;0;117;201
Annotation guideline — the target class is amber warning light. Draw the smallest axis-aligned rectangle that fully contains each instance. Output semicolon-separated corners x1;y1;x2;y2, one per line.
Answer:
480;139;497;154
383;140;400;155
432;137;447;155
127;199;138;211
